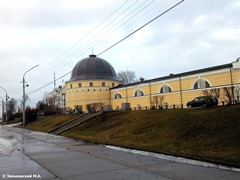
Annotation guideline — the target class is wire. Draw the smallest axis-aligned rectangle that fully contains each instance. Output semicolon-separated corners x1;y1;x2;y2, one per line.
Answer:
55;0;151;71
92;0;158;53
98;0;184;56
28;0;184;95
29;71;72;95
28;0;130;81
49;0;139;72
29;0;157;82
58;0;159;73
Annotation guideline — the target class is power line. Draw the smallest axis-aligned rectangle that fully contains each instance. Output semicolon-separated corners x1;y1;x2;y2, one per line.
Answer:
30;0;162;82
29;71;72;95
28;0;130;81
55;0;154;71
29;0;150;86
29;0;158;82
47;0;140;73
27;0;143;94
92;0;159;53
29;0;184;95
98;0;184;56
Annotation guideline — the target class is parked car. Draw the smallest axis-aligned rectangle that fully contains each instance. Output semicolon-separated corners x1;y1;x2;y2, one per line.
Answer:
187;96;218;108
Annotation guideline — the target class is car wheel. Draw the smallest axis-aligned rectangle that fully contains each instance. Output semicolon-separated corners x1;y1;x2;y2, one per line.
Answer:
203;104;207;107
188;105;192;108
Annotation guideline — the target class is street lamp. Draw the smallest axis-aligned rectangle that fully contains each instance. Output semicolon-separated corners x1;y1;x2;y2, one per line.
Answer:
22;65;39;127
0;96;4;120
0;86;8;123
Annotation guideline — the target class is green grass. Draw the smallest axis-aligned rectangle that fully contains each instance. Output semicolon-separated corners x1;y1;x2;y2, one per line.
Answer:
26;105;240;164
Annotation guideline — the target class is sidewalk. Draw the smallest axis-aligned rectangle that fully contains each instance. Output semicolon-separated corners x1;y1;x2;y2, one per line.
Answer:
0;125;240;180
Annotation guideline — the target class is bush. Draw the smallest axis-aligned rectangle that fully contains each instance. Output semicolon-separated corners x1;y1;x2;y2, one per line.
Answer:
25;108;38;123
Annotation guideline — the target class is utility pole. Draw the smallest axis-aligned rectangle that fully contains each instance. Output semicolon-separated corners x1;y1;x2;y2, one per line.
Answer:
0;86;8;123
23;77;26;126
1;100;4;120
22;65;39;127
0;96;4;120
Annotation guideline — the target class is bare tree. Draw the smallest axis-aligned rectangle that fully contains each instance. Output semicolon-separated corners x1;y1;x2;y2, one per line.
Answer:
159;95;165;108
36;92;60;115
19;94;30;109
150;95;165;109
43;92;57;108
235;85;240;103
150;96;159;108
222;87;234;104
202;88;222;103
7;98;18;120
36;100;46;111
74;105;83;113
117;70;137;84
8;98;17;113
86;102;105;112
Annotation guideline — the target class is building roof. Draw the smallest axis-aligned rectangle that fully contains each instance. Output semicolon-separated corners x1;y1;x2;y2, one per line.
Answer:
111;63;232;90
69;55;119;81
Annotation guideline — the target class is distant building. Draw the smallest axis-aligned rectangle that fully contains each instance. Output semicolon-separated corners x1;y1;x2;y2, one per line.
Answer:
46;84;66;109
52;56;240;112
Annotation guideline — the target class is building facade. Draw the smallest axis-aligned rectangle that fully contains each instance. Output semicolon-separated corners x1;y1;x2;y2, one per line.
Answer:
63;55;240;112
65;55;122;112
111;59;240;110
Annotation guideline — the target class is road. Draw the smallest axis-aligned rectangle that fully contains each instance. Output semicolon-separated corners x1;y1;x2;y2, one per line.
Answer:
0;125;239;180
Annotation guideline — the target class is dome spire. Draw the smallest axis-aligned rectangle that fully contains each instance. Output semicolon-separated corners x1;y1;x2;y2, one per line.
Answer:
90;48;96;57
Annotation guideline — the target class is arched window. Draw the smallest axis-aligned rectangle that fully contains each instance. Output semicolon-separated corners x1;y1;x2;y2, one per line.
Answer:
193;79;210;89
160;85;172;93
114;93;122;99
135;90;144;97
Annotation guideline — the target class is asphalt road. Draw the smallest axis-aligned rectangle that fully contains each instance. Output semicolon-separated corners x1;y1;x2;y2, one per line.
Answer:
0;125;239;180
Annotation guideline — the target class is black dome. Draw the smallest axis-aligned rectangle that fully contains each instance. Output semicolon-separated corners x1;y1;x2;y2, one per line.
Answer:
70;55;119;81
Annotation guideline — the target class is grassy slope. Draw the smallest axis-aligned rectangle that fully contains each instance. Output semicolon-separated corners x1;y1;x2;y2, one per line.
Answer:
26;105;240;164
3;118;22;124
26;114;80;132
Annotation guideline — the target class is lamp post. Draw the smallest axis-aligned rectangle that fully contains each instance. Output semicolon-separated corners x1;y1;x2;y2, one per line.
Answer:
0;96;4;120
22;65;39;127
0;86;8;123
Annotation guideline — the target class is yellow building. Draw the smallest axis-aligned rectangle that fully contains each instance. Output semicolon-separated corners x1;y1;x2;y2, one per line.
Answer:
65;55;122;112
65;56;240;112
110;59;240;110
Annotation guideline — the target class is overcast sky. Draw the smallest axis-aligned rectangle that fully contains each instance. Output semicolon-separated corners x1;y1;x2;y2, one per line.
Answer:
0;0;240;116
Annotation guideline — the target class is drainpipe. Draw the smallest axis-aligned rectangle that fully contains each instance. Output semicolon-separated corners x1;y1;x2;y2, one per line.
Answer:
149;82;152;108
179;76;183;108
229;67;235;104
125;87;128;103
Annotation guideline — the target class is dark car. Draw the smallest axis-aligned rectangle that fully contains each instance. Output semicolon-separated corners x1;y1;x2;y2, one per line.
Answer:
187;96;218;108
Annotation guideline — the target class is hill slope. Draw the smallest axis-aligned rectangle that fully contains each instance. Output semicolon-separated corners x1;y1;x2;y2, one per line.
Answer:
27;105;240;165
